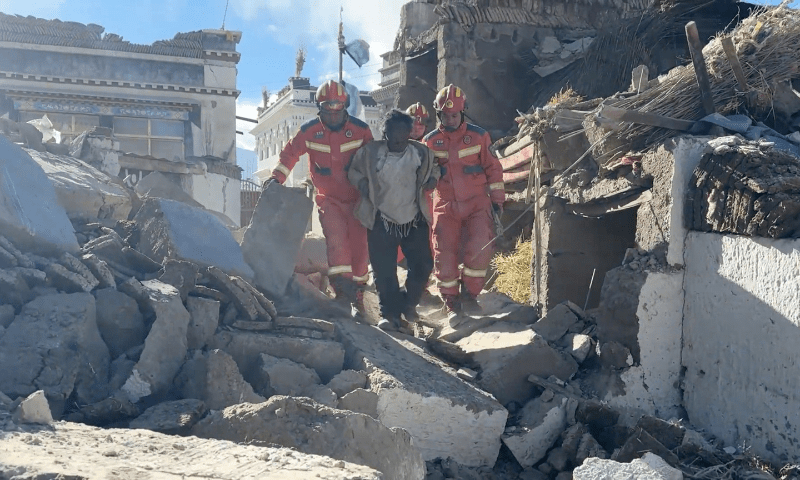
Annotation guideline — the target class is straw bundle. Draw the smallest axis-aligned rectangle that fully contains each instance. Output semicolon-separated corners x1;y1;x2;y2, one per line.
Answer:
492;238;532;304
609;2;800;153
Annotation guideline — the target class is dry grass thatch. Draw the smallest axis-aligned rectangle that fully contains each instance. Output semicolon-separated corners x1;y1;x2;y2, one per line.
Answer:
607;2;800;153
492;237;532;304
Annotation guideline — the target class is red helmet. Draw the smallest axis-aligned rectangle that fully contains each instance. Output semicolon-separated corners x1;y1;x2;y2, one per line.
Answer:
405;102;429;123
433;84;466;113
316;80;348;111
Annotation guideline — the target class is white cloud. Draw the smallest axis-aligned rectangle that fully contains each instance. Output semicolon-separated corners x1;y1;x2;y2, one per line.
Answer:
232;0;406;91
235;96;262;151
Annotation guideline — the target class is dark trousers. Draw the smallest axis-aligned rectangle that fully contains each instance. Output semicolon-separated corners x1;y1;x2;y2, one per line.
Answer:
368;212;433;319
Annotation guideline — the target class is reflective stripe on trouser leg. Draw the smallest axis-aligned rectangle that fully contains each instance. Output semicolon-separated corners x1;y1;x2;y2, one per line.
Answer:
432;199;461;296
462;202;496;297
352;272;370;284
328;265;353;276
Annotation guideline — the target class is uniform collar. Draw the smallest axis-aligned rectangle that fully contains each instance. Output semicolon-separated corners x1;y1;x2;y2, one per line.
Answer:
438;121;467;137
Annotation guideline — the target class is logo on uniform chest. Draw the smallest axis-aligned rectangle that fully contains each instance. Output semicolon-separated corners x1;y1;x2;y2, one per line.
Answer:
314;131;324;139
434;139;444;147
345;129;353;138
463;135;472;144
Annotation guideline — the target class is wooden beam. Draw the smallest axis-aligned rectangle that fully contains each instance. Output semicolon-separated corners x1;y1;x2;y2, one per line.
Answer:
721;37;749;92
685;21;717;116
599;105;695;131
119;155;206;175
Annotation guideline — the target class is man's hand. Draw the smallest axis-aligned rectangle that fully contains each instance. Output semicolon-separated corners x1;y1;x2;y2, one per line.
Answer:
263;177;279;190
492;202;503;216
358;178;370;198
422;176;438;192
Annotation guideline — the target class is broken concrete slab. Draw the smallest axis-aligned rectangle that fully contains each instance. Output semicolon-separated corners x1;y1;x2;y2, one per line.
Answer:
64;396;139;426
567;333;593;363
157;259;199;301
129;399;208;435
93;288;146;359
0;420;382;479
80;253;115;289
456;322;578;405
134;197;254;279
0;135;79;255
240;183;313;298
210;330;344;383
26;148;131;222
0;268;33;309
134;171;204;208
257;353;321;397
186;296;220;350
46;262;98;293
0;304;13;327
0;293;110;414
326;369;367;398
175;349;264;410
120;280;190;402
204;266;268;322
574;453;683;480
532;303;579;342
502;395;568;468
192;396;425;480
336;318;508;467
339;388;379;418
13;390;53;425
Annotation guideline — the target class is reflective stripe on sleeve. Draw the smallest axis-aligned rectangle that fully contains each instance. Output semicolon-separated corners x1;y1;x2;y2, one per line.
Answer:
273;163;291;177
340;139;364;152
489;182;505;191
433;151;448;158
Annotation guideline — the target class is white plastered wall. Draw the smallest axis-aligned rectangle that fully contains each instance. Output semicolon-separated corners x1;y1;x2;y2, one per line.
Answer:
682;233;800;463
187;172;241;227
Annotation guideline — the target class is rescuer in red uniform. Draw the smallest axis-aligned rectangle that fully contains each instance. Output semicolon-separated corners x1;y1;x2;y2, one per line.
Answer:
406;102;429;141
423;84;505;315
267;79;374;311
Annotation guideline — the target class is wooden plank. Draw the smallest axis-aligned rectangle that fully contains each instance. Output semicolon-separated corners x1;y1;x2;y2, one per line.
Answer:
500;143;534;171
500;134;534;158
685;21;717;115
598;105;695;131
721;37;749;92
503;169;531;184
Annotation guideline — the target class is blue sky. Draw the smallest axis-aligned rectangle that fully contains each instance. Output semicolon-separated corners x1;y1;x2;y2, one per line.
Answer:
0;0;408;159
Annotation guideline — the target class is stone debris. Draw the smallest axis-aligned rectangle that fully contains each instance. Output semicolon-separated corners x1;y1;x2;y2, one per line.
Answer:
574;453;683;480
12;390;53;425
192;396;425;480
129;399;208;435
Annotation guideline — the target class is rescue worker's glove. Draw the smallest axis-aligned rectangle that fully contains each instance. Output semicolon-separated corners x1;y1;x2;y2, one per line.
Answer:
263;177;279;190
358;178;370;198
492;202;503;216
422;177;438;191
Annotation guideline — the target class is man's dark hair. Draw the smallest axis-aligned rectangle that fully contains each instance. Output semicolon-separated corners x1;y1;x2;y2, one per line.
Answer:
381;109;414;136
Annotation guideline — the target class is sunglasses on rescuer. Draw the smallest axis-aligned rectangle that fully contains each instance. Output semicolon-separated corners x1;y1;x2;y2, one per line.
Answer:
320;100;345;111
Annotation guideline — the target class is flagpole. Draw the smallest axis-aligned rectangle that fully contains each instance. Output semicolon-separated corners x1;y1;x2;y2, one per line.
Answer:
338;7;344;83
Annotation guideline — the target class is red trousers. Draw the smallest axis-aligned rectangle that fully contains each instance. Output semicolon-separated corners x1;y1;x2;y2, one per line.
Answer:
317;196;369;284
431;194;495;297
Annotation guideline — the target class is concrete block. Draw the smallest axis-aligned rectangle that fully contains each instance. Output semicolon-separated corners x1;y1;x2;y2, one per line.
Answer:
94;288;146;359
81;254;115;289
240;183;313;298
533;303;579;342
540;36;561;53
121;280;190;402
134;198;254;279
129;399;208;435
186;296;219;350
158;259;199;301
257;353;321;397
13;390;53;424
576;433;608;463
0;268;33;309
326;369;367;397
46;262;98;293
456;322;578;405
210;330;344;383
176;349;264;410
336;318;507;467
339;388;379;418
26;148;131;221
304;384;339;408
502;395;568;468
0;420;382;479
574;454;683;480
567;333;593;363
0;135;79;255
192;396;425;480
0;293;110;413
